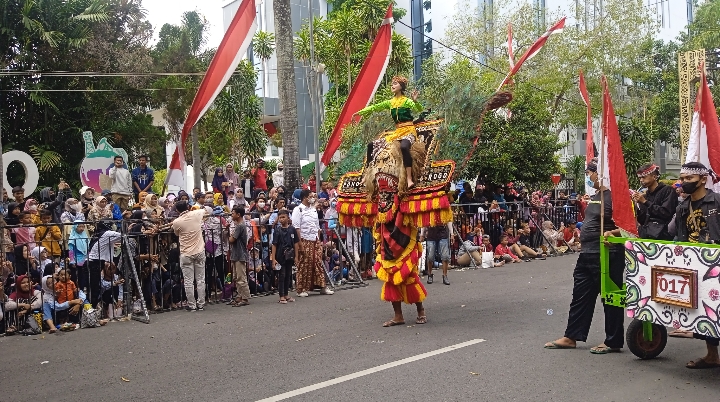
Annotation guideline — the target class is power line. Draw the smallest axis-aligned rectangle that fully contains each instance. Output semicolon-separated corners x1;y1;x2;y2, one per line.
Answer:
361;0;649;117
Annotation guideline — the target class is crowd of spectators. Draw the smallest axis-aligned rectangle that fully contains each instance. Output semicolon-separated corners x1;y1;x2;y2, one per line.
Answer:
0;153;588;336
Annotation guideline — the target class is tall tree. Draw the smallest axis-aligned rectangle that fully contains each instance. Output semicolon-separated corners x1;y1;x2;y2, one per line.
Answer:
252;30;276;99
273;0;300;190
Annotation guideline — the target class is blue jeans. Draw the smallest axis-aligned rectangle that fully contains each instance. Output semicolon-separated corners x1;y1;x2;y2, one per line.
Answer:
425;238;450;264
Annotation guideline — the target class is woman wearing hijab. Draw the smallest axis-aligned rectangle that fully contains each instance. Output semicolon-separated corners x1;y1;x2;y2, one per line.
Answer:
5;274;42;334
143;193;164;219
137;191;149;206
87;196;113;223
30;246;51;273
211;168;229;205
157;196;170;217
68;220;90;271
13;245;36;276
5;202;21;226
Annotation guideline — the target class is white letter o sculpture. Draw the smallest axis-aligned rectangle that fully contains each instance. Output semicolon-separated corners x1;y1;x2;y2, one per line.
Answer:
3;151;40;196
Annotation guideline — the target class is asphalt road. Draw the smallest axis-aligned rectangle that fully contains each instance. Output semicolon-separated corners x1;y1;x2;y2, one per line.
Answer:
2;255;718;402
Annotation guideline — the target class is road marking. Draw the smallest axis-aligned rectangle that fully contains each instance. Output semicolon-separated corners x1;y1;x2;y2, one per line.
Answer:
255;338;486;402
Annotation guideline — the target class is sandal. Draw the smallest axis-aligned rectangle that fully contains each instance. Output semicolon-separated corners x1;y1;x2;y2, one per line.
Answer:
232;300;250;307
285;297;295;303
686;358;720;369
590;345;621;354
416;316;427;324
382;320;405;327
278;299;288;304
544;341;576;349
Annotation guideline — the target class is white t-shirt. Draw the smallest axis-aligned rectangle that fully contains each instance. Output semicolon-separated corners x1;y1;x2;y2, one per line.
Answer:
88;231;122;261
291;204;319;241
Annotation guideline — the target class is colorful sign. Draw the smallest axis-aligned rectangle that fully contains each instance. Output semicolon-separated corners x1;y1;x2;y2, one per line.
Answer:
625;240;720;338
79;131;128;192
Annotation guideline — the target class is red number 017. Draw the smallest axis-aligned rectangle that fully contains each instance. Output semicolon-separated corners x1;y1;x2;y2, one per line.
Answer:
657;275;689;294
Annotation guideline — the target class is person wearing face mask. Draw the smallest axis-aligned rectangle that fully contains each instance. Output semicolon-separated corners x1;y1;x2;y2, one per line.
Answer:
632;163;677;240
544;157;625;354
291;189;333;297
670;162;720;368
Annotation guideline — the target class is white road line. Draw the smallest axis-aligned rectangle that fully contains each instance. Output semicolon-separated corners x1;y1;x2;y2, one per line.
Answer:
255;338;487;402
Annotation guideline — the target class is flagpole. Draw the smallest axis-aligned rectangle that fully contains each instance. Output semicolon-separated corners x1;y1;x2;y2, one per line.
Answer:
599;78;606;238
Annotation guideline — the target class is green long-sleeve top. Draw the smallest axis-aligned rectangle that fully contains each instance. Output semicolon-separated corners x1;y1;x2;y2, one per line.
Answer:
357;96;423;124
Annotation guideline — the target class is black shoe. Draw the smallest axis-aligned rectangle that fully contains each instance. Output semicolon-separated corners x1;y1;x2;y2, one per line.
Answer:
427;274;434;284
442;275;450;285
185;306;195;312
197;306;204;311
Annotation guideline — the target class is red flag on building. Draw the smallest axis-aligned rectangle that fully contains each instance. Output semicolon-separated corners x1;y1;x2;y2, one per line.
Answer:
165;0;258;188
685;64;720;191
600;75;637;237
320;3;393;169
496;17;565;91
578;69;595;195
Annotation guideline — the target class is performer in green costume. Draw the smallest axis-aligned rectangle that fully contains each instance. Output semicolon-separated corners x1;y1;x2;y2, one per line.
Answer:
355;76;422;188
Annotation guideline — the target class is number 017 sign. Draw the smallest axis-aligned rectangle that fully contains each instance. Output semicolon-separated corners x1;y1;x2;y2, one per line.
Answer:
650;266;698;309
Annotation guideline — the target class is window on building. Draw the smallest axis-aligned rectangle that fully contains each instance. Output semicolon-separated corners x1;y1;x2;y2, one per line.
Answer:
271;144;279;157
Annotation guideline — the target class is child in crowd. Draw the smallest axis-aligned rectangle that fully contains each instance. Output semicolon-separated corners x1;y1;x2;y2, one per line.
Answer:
516;221;545;260
31;246;52;274
247;247;267;294
36;210;62;260
12;212;36;251
495;234;523;264
481;235;505;267
456;233;483;267
54;268;86;325
24;199;42;224
99;262;124;319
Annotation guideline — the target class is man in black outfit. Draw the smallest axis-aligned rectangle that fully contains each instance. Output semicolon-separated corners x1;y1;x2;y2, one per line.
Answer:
673;162;720;369
632;163;677;240
544;157;624;354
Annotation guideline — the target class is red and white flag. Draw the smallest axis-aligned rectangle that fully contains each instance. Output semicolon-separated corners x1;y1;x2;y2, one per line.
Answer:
320;4;393;169
600;76;637;237
685;65;720;191
496;17;565;91
578;69;596;196
165;0;257;188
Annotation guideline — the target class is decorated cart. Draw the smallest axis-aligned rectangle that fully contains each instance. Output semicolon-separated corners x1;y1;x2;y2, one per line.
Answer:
601;239;720;359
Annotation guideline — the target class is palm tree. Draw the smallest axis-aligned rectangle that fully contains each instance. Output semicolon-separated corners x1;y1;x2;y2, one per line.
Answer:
252;31;276;101
273;0;300;190
389;32;413;77
352;0;390;41
331;7;362;91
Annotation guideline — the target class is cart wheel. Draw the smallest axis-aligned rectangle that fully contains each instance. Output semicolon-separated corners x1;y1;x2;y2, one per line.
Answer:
626;319;667;360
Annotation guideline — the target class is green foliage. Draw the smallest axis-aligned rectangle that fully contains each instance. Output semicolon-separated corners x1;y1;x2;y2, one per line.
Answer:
618;118;656;189
151;169;167;194
564;155;587;193
252;31;275;61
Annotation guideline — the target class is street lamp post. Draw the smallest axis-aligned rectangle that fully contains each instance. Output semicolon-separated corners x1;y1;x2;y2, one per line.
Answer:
309;0;322;195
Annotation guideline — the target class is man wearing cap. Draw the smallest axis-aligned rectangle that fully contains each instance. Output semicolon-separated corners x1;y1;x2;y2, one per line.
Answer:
109;155;133;211
272;163;284;188
673;161;720;369
544;157;625;354
631;163;677;240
